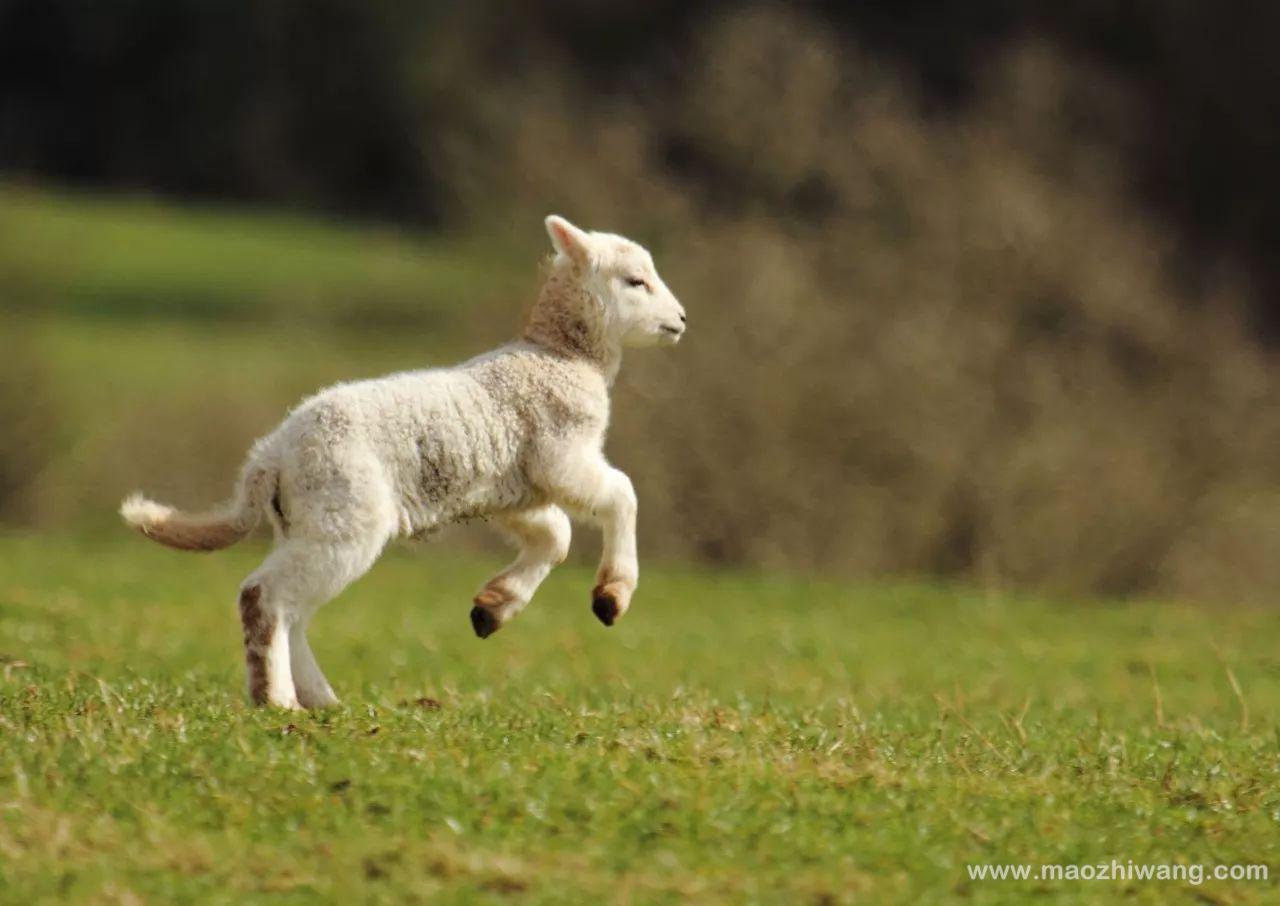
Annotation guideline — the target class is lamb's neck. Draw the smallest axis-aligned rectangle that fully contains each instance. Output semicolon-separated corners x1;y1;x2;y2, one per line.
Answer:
522;278;623;384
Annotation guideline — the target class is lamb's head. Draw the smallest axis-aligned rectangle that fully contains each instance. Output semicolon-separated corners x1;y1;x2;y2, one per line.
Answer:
544;214;686;348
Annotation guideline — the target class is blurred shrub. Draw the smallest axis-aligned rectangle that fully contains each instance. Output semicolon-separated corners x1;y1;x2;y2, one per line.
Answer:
431;7;1280;601
0;324;63;524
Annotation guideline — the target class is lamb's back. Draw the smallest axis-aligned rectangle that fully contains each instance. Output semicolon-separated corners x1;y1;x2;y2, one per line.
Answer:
265;345;609;535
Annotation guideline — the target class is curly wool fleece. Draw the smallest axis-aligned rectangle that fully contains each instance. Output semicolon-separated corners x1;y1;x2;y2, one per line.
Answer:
121;215;687;709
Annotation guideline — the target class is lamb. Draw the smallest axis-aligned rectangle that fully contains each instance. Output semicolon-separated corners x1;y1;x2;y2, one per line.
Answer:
120;215;687;709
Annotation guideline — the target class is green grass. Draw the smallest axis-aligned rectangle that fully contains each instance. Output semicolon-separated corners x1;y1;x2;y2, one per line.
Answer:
4;183;1279;901
0;182;526;328
2;534;1278;903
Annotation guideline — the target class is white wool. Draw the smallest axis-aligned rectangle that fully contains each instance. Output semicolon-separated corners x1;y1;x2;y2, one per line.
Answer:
120;215;686;708
120;493;173;527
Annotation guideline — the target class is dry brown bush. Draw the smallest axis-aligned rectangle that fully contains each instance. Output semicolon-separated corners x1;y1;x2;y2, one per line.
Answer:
0;323;64;525
432;6;1280;601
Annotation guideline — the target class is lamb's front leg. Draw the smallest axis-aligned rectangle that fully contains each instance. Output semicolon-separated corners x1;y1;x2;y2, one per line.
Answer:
470;505;571;638
539;450;638;628
587;466;638;627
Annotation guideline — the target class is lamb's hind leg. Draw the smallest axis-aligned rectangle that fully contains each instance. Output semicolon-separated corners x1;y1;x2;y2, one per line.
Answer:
237;582;297;709
289;619;339;708
239;537;384;708
470;505;571;638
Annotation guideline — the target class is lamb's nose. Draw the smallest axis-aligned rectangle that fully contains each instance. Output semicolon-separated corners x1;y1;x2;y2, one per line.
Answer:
679;312;687;324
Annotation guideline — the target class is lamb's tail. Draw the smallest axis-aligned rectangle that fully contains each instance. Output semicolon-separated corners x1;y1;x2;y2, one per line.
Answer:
120;459;276;552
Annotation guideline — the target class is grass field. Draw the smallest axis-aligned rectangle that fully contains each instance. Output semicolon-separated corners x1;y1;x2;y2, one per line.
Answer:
0;183;524;328
2;533;1278;903
4;183;1279;902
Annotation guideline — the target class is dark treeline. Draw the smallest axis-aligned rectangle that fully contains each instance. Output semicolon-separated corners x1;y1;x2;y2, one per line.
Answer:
3;1;1278;328
0;0;445;223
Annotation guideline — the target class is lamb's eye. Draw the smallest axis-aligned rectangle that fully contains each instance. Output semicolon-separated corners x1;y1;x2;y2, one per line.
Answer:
625;276;648;290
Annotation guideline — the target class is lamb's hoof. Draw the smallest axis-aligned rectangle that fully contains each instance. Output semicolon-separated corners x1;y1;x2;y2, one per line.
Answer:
262;698;302;711
470;605;498;639
296;690;341;710
591;587;620;627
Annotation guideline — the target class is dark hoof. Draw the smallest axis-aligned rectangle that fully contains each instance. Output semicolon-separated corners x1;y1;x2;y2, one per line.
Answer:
591;589;618;627
470;605;497;639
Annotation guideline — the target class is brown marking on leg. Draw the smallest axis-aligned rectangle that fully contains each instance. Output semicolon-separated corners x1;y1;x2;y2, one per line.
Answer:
238;584;273;705
474;584;516;611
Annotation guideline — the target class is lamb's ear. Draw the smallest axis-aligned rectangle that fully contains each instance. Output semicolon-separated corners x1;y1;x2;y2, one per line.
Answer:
545;214;593;267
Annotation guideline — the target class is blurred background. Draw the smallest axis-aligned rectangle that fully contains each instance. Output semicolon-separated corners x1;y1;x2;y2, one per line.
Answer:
1;1;1277;602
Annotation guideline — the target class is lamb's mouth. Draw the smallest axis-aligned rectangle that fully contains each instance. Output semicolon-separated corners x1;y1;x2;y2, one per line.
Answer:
659;324;684;339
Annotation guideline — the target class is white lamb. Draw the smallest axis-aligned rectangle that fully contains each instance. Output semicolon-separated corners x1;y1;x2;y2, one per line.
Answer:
120;215;686;709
